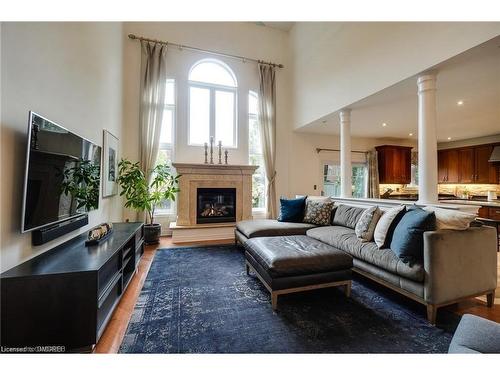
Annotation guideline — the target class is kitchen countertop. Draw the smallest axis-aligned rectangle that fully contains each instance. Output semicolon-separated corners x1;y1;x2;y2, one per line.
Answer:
438;199;500;208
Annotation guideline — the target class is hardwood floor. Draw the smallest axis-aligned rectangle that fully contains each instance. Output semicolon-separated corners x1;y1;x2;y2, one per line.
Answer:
94;237;500;353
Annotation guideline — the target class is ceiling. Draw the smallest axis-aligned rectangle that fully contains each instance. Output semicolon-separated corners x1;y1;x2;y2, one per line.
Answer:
256;22;295;32
299;35;500;143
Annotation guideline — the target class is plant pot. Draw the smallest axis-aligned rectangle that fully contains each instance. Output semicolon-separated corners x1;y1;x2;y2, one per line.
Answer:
144;223;161;245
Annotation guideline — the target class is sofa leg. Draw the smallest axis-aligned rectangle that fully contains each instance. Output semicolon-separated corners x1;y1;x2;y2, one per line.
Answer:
487;291;495;307
245;263;250;275
345;281;351;298
426;304;437;325
271;293;278;311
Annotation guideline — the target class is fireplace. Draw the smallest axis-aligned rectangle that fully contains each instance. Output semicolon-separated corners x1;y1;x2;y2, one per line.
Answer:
196;188;236;224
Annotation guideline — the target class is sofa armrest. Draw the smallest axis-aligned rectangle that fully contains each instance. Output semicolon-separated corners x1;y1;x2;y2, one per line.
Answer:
423;226;497;305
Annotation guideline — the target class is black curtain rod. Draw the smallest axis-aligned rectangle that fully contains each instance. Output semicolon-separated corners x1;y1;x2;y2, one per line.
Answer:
316;148;368;154
128;34;284;69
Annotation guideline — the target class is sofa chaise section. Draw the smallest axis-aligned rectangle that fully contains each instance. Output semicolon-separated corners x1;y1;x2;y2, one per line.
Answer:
235;219;316;244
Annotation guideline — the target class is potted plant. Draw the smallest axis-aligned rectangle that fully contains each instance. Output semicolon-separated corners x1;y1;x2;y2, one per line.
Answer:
117;159;180;245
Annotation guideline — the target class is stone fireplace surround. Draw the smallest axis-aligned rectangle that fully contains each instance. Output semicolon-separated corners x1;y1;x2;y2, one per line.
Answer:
170;163;258;243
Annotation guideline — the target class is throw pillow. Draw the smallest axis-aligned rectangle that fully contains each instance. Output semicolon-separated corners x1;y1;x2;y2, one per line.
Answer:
373;205;406;248
303;200;335;226
355;206;382;242
422;206;476;230
390;207;436;263
277;196;307;223
332;204;366;229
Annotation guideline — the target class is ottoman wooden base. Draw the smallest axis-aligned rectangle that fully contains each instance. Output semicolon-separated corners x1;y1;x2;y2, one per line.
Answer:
245;260;352;310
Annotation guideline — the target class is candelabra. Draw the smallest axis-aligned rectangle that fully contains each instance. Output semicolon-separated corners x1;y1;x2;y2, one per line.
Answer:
204;142;208;164
218;141;222;164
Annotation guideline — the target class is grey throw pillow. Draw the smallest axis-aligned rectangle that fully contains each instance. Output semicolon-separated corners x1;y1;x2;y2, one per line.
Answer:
355;206;382;242
303;200;335;226
332;204;366;229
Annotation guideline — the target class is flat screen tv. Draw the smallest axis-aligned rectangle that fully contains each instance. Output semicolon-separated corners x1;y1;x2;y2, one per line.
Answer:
21;112;101;233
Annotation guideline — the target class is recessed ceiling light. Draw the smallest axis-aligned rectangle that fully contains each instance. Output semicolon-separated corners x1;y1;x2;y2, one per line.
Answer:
457;100;464;106
447;137;452;140
382;123;387;127
409;133;413;136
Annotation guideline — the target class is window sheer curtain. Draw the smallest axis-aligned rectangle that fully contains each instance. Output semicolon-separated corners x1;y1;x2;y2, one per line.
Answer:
258;64;277;219
367;149;380;198
139;41;168;182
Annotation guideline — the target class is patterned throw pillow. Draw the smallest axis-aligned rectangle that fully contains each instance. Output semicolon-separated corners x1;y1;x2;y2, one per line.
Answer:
303;200;335;226
355;206;382;242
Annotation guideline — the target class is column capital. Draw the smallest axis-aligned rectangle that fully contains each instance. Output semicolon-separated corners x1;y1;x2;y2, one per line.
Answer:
417;73;437;93
339;108;351;121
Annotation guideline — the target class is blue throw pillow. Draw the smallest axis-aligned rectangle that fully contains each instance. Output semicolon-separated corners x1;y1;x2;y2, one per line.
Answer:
277;196;307;223
390;207;436;264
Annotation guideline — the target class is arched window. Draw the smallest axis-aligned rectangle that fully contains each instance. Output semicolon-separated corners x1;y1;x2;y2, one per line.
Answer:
188;59;238;147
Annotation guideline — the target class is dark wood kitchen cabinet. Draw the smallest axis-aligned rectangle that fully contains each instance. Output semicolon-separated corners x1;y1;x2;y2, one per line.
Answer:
438;149;459;183
438;143;498;184
376;145;412;184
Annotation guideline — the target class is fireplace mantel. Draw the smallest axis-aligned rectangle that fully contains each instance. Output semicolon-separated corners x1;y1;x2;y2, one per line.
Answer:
172;163;258;175
171;162;259;242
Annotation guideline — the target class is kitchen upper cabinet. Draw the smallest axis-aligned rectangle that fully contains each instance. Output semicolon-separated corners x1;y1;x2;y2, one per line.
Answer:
458;148;475;183
376;145;412;184
438;143;498;184
475;145;497;184
438;149;459;183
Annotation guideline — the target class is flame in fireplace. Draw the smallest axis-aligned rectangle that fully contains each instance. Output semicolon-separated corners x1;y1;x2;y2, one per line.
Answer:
200;203;229;217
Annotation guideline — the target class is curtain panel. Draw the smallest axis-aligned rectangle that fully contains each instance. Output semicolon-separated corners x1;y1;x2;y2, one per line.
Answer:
258;64;278;219
367;149;380;198
139;41;168;182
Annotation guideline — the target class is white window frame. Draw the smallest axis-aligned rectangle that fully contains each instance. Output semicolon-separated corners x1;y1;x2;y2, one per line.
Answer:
187;59;238;148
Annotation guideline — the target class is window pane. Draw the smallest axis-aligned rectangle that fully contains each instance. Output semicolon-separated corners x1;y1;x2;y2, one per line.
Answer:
189;86;210;144
352;164;367;198
189;61;236;87
323;164;341;197
248;116;261;154
160;109;173;145
215;90;235;147
165;80;175;105
250;155;266;209
249;91;258;115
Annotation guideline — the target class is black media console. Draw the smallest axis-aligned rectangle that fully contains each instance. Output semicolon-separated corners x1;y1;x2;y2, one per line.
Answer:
1;222;144;351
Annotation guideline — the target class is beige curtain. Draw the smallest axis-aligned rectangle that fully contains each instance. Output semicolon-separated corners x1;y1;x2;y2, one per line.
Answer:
139;41;168;182
258;64;277;219
367;149;380;198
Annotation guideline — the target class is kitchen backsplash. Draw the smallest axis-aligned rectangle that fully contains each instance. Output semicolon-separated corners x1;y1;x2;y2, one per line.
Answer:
379;184;500;197
438;184;500;197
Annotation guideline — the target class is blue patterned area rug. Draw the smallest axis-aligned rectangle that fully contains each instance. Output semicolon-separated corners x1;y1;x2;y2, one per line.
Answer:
119;245;458;353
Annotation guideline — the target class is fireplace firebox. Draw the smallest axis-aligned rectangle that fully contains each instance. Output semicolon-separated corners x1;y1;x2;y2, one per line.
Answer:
196;188;236;224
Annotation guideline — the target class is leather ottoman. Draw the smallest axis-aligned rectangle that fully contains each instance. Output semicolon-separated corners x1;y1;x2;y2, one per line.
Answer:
243;235;353;310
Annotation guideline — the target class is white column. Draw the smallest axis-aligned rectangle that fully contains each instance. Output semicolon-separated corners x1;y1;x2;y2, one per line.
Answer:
417;73;438;204
340;109;352;198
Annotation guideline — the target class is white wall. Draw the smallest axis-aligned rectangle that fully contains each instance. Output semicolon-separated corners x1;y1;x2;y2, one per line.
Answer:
0;23;124;272
290;22;500;129
121;22;292;220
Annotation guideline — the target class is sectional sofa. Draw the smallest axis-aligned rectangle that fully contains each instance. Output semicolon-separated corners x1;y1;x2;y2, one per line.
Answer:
235;201;498;324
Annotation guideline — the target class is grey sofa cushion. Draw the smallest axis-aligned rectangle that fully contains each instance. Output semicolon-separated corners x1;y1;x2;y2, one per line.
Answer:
236;219;316;239
306;226;424;282
332;204;366;229
448;314;500;353
243;235;353;277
